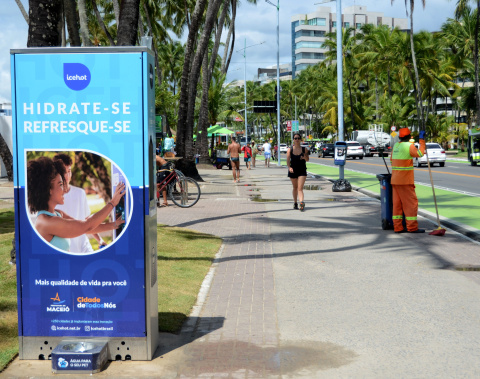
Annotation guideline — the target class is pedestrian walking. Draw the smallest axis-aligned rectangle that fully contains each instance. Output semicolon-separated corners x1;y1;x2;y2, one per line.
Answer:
287;133;309;211
241;142;252;170
263;140;272;167
251;141;258;168
390;127;426;233
227;136;242;183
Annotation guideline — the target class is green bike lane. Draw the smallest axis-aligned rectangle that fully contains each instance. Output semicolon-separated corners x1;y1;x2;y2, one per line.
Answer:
306;162;480;236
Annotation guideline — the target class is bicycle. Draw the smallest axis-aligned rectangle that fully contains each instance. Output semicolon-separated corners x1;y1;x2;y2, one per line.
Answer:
156;163;201;208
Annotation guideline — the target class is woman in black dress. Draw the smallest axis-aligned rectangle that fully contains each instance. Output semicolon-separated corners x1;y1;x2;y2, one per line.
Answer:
286;133;309;211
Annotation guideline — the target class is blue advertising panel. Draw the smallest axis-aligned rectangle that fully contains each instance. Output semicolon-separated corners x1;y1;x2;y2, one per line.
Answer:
11;49;152;339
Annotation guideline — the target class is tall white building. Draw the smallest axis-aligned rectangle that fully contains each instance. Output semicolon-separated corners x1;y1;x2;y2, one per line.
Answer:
291;5;408;78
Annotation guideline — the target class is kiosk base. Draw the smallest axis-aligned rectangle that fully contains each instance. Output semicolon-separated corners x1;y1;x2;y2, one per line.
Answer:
51;340;108;374
19;336;156;361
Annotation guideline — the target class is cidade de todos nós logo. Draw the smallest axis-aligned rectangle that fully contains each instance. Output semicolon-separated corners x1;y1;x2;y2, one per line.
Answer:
63;63;91;91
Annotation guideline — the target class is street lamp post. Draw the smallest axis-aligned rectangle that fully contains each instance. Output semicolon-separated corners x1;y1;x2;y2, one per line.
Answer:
317;0;350;189
236;40;265;146
336;0;345;180
266;0;281;166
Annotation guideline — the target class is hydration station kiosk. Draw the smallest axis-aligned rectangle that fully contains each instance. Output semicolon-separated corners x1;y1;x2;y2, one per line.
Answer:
10;47;159;364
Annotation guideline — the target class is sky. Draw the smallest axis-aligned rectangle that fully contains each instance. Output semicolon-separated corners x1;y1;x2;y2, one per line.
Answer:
0;0;458;104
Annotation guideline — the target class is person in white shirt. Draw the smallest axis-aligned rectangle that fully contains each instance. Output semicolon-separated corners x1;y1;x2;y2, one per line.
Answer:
54;154;107;253
262;141;272;167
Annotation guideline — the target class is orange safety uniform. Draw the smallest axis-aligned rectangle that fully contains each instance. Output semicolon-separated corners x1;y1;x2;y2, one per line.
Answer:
390;139;426;232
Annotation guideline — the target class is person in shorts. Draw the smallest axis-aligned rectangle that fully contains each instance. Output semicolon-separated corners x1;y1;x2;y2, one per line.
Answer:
263;140;272;167
227;136;242;183
241;142;252;170
251;141;258;168
286;133;309;211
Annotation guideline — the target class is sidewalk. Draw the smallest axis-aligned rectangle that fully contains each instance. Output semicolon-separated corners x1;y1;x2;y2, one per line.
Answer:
3;163;480;378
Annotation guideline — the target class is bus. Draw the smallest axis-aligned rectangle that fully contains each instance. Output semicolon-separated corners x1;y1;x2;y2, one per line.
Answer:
467;127;480;166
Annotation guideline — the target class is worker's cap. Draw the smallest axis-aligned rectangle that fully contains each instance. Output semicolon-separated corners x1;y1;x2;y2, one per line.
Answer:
399;127;411;138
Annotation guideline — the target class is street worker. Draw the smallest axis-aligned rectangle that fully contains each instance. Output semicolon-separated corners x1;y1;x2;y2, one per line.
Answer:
390;127;426;233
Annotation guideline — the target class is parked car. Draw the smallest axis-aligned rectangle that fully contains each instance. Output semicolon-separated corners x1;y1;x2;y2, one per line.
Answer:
279;143;288;153
346;141;364;159
321;143;335;158
415;143;446;167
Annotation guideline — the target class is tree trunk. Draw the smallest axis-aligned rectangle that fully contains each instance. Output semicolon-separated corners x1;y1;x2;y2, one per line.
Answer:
196;0;229;163
112;0;121;26
225;27;235;74
77;0;91;46
92;0;116;45
221;0;236;74
176;0;209;158
197;52;211;163
117;0;140;46
142;2;162;87
387;69;392;98
60;1;66;47
64;0;81;46
184;0;225;159
347;79;356;129
15;0;29;23
27;0;63;47
0;134;13;181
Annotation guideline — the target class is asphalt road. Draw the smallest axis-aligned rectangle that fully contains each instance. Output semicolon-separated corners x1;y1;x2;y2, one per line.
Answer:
305;154;480;197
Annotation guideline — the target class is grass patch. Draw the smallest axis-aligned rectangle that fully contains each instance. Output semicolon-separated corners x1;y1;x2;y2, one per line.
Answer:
0;208;15;235
0;207;221;372
157;225;221;333
307;162;480;230
452;150;468;159
0;232;18;371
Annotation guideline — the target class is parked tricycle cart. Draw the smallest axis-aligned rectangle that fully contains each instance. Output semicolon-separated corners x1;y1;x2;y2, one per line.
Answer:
214;149;231;169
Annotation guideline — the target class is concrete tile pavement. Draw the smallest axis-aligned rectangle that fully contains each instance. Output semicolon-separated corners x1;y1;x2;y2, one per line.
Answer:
3;163;480;378
156;164;480;377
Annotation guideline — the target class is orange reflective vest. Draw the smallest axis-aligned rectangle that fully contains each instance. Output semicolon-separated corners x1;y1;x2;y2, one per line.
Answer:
390;140;426;185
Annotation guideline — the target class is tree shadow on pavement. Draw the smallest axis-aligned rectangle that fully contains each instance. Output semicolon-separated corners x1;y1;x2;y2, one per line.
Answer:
154;316;225;358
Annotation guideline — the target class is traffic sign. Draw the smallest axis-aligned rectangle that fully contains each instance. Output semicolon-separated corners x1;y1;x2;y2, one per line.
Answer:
391;126;396;132
292;120;299;132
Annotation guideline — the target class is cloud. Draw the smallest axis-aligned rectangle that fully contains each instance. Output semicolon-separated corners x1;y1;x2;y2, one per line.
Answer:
0;2;28;103
0;0;458;103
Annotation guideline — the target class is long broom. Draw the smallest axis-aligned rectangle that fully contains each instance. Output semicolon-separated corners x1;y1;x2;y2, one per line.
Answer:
424;149;446;236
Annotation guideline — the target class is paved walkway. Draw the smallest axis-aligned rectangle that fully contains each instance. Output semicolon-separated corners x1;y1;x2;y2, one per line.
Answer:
3;163;480;378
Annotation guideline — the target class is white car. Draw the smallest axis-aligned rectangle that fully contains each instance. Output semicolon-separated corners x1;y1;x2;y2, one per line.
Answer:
415;143;446;167
279;143;288;153
346;141;364;159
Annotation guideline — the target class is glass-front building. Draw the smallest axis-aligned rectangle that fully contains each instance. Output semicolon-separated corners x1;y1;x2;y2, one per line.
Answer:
291;5;408;78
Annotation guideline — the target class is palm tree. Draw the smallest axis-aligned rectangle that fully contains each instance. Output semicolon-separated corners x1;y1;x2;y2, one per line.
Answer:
357;25;402;113
158;42;185;96
454;0;480;126
323;27;360;131
440;6;476;129
391;0;427;132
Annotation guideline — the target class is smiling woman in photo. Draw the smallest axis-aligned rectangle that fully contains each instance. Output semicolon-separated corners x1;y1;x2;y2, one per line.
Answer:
27;156;125;252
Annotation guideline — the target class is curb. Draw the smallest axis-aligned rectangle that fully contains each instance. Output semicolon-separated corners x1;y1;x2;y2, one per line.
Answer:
181;243;225;334
310;172;480;243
